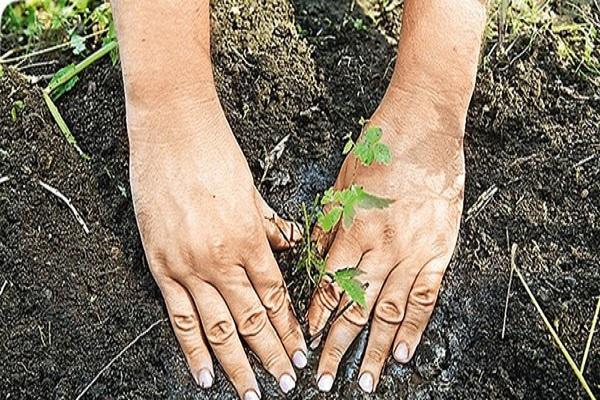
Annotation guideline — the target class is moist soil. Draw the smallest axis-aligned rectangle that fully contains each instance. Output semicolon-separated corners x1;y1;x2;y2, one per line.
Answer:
1;0;599;399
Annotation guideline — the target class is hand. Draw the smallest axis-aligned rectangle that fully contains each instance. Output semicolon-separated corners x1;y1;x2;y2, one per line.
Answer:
307;86;465;393
128;93;306;399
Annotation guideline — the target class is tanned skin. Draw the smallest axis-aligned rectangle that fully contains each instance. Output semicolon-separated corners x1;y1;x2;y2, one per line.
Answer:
111;0;487;398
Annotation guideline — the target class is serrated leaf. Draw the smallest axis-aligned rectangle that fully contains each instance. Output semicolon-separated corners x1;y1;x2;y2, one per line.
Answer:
321;187;336;205
318;207;343;232
334;268;366;307
374;142;391;165
363;125;382;144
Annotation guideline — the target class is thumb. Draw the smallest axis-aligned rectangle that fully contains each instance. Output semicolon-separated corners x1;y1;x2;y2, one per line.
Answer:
255;190;303;250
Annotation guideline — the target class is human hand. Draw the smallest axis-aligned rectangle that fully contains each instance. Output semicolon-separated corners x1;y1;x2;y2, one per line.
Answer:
307;86;466;393
128;94;306;399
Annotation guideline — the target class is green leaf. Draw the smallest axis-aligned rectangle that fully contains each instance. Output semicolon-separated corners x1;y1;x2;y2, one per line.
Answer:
321;187;336;205
49;64;79;100
357;190;394;210
363;125;382;144
10;100;25;122
318;207;343;232
374;142;391;165
334;268;366;307
70;33;86;55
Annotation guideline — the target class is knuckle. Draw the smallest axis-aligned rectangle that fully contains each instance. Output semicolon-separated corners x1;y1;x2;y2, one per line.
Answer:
340;304;368;327
381;224;397;246
364;346;387;366
238;307;268;338
375;299;404;325
205;319;236;346
315;279;340;311
324;343;345;364
263;280;288;315
228;364;251;385
172;314;198;335
410;283;439;310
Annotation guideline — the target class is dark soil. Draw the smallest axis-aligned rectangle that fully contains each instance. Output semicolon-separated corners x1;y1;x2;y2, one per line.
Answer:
1;0;599;399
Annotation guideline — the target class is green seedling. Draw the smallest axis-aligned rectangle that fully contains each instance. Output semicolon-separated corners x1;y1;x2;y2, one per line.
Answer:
10;100;25;122
343;124;391;166
317;184;393;232
329;268;366;308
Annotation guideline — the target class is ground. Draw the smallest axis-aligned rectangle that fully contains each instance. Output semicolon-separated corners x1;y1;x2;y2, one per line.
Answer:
0;0;599;399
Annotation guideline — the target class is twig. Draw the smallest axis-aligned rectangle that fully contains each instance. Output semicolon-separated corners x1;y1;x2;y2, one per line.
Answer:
465;184;498;222
573;155;596;169
501;229;514;339
17;59;59;72
258;134;290;189
512;244;596;400
38;180;90;234
0;176;9;185
580;296;600;373
0;29;109;64
75;319;166;400
0;280;7;298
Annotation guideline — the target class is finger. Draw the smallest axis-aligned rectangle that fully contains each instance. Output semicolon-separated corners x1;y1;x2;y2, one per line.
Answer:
189;279;260;400
256;190;302;250
357;261;420;393
217;267;297;394
393;257;448;364
159;278;214;388
306;231;362;343
316;252;388;393
245;242;308;370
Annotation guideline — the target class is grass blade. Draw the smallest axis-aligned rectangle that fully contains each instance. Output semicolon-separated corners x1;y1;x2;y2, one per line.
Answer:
511;244;596;400
42;91;89;160
580;296;600;373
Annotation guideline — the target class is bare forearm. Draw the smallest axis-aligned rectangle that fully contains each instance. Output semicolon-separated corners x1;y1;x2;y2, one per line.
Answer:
387;0;487;133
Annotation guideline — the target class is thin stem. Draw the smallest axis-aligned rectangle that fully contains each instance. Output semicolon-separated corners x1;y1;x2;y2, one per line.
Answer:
580;296;600;373
0;29;109;64
511;244;596;400
43;91;89;160
46;40;117;93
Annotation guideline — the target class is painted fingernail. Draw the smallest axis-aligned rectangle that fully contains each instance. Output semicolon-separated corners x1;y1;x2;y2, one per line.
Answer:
292;350;307;369
309;335;321;350
244;389;260;400
394;342;409;363
358;372;373;393
317;374;334;392
198;369;213;388
279;373;296;394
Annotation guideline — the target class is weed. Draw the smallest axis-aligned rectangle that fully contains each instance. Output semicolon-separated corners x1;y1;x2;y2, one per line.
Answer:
10;100;25;122
343;124;391;166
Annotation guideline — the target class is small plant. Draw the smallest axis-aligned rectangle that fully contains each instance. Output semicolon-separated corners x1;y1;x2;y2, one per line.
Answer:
10;100;25;122
298;122;394;309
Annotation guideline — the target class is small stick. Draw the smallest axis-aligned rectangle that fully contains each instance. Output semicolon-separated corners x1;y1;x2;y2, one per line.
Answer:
0;29;109;64
512;244;596;400
38;180;90;234
0;280;7;297
573;155;596;169
580;296;600;373
0;176;9;185
501;229;514;339
75;318;166;400
465;184;498;222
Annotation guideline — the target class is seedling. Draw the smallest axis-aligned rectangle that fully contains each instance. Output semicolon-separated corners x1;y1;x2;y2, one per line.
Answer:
298;123;394;309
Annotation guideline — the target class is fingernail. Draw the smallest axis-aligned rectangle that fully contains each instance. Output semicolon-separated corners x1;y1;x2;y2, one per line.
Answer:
292;350;307;369
279;373;296;394
358;372;373;393
198;369;213;388
317;374;334;392
309;335;321;350
244;389;260;400
394;342;409;363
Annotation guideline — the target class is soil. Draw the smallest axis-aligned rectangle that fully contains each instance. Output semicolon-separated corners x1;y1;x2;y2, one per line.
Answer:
1;0;599;399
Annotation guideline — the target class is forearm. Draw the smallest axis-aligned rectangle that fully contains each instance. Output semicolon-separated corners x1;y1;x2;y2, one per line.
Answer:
386;0;487;133
111;0;218;143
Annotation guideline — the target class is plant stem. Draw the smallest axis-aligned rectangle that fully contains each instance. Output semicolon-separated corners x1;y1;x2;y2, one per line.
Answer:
511;244;596;400
43;91;89;160
580;296;600;373
0;29;109;64
46;40;117;93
